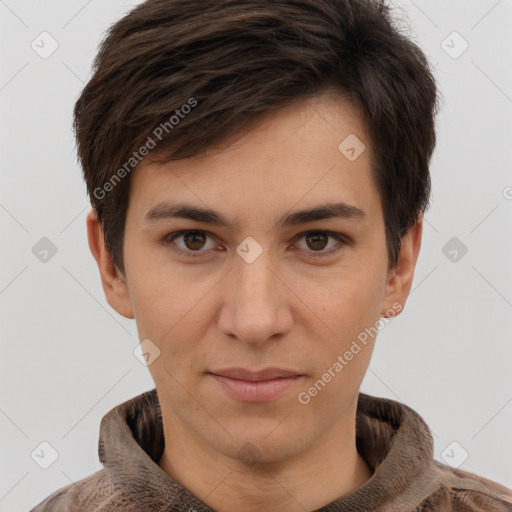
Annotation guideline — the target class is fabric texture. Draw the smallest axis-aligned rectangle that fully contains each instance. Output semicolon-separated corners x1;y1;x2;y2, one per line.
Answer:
30;389;512;511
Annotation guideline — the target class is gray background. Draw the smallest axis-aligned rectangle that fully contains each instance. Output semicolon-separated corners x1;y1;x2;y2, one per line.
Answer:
1;0;511;510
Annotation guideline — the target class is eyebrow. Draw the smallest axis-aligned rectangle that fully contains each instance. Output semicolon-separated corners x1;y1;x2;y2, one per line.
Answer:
144;201;366;230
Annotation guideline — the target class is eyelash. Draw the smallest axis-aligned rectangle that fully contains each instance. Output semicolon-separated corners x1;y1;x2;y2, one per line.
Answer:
163;230;348;259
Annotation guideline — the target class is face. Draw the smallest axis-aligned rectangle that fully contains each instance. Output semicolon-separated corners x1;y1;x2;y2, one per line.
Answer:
89;93;420;464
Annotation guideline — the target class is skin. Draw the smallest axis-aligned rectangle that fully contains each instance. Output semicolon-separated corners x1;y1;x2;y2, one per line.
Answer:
87;92;422;512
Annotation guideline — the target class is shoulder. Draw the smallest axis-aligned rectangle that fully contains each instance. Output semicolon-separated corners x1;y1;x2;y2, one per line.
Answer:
29;469;117;512
423;461;512;511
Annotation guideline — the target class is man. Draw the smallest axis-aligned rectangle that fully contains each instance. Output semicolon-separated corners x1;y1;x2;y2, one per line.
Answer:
31;0;512;510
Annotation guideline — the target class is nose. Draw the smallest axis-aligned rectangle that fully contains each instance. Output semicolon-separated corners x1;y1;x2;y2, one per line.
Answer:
216;247;294;347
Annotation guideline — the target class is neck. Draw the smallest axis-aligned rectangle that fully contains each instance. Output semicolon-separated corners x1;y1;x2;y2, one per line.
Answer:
158;405;373;511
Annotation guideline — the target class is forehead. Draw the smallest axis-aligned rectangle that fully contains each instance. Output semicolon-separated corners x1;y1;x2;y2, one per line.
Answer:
126;93;380;226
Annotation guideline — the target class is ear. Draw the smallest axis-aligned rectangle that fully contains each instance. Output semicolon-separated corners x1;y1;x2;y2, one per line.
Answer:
380;213;423;318
86;209;135;319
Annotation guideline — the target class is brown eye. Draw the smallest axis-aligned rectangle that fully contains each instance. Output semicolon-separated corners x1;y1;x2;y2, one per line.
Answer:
165;230;217;257
182;231;207;250
295;231;346;257
305;232;329;251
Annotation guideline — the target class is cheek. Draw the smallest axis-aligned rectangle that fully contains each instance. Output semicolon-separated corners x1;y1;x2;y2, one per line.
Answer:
300;280;384;409
126;246;198;335
128;270;214;378
309;266;386;338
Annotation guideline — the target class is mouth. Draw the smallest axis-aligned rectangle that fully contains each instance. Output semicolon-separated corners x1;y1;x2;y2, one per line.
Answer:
207;367;305;403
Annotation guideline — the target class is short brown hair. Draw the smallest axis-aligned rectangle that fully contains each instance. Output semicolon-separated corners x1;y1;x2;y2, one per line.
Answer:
74;0;439;275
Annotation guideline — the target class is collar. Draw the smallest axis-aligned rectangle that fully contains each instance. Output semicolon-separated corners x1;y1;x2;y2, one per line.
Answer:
98;388;440;510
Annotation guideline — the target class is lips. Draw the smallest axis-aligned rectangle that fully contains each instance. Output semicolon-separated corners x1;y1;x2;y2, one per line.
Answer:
208;367;303;381
207;367;305;402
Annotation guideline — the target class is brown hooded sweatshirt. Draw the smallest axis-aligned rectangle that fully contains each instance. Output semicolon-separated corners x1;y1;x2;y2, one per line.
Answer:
30;389;512;511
